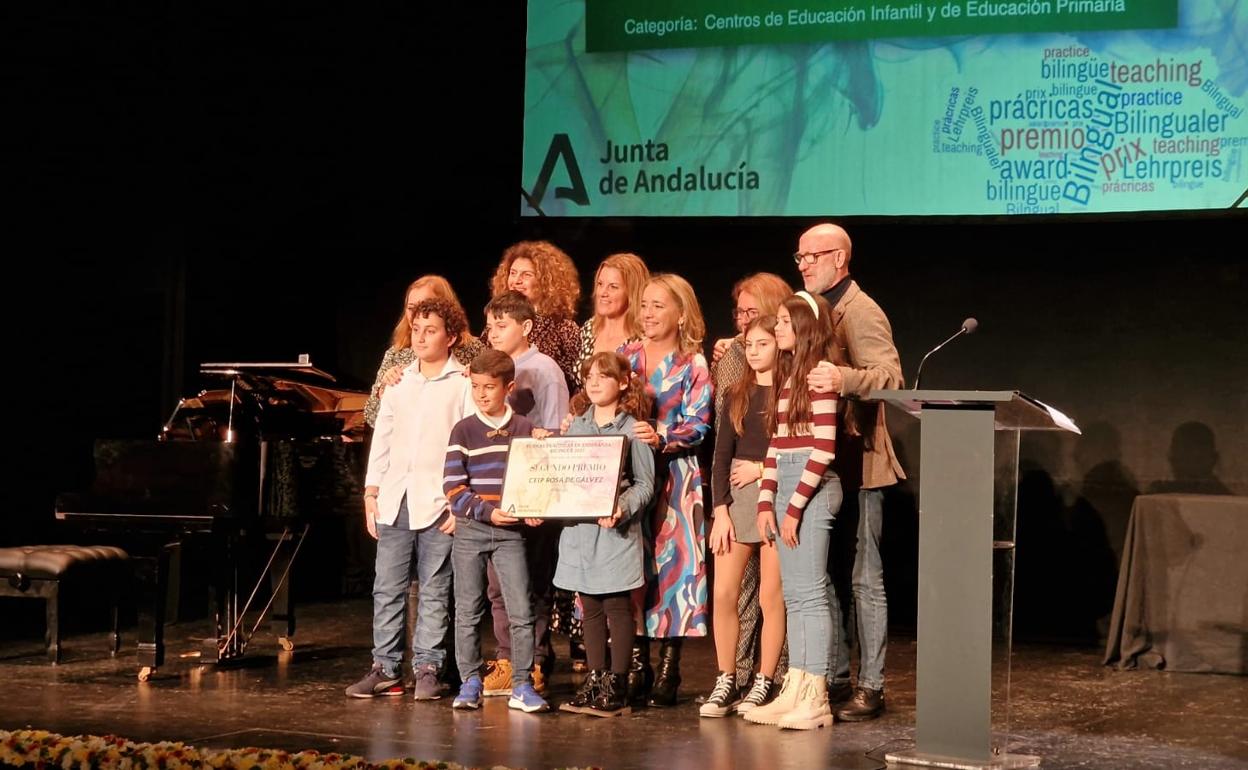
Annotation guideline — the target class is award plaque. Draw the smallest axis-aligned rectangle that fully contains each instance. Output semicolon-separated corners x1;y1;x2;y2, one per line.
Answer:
498;435;627;519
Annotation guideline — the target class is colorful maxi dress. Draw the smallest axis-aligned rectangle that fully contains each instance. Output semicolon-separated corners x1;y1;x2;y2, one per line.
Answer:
620;341;712;638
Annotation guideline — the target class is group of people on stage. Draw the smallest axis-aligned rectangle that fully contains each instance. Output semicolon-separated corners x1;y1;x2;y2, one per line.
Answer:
347;222;906;730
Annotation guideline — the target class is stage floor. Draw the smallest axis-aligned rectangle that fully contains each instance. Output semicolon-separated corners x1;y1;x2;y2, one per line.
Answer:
0;598;1244;769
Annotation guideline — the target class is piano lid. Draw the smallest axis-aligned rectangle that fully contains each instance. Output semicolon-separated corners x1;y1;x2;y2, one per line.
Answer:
200;355;338;385
162;357;368;441
57;357;368;530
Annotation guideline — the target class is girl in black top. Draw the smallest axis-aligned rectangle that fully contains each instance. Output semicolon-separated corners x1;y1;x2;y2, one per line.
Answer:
700;315;787;718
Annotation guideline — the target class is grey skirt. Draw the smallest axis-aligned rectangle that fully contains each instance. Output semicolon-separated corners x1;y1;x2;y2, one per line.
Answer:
726;468;762;544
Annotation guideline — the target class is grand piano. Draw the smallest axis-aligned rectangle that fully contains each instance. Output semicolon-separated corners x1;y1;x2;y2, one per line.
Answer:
55;357;368;680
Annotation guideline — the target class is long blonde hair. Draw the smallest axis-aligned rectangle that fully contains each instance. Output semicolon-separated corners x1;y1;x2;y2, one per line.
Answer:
390;275;473;350
646;273;706;357
592;253;650;340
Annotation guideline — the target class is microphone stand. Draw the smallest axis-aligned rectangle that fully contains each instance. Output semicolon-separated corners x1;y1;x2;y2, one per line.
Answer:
914;327;970;390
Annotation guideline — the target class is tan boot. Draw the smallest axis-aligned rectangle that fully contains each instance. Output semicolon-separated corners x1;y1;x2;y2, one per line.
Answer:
778;672;833;730
532;662;547;695
482;659;513;696
743;669;805;725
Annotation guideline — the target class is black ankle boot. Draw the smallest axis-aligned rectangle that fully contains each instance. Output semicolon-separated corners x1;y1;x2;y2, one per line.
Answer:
648;638;682;707
627;641;653;705
559;670;601;714
588;671;630;717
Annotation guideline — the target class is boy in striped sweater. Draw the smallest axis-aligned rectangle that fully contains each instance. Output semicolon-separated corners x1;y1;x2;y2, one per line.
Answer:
444;348;551;713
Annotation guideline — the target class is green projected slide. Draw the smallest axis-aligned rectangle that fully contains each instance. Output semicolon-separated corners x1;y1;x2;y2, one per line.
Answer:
521;0;1248;216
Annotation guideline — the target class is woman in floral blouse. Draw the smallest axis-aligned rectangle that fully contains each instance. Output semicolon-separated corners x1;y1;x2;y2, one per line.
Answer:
489;240;581;390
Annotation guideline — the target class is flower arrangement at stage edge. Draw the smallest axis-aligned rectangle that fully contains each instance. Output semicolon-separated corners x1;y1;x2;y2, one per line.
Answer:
0;729;438;769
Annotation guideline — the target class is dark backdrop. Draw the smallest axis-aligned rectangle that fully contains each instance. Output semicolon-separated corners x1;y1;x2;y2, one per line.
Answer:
17;3;1246;644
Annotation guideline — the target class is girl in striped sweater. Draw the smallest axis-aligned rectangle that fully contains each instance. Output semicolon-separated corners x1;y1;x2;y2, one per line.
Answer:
744;291;845;731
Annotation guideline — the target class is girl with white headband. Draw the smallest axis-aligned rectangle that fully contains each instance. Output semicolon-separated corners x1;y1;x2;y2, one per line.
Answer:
744;290;845;731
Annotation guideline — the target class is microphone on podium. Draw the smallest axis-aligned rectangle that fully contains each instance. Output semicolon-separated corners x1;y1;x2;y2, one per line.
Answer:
913;318;978;390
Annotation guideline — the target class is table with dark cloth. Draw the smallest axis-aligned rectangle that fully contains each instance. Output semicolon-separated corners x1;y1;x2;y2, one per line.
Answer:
1104;494;1248;674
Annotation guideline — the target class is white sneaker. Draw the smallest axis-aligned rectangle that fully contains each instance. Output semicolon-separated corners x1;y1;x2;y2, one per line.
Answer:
743;669;805;725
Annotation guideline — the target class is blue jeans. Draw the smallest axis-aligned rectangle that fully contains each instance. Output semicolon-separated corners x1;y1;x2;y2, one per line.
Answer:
453;519;534;686
774;451;847;681
488;522;556;666
852;487;887;691
372;496;453;677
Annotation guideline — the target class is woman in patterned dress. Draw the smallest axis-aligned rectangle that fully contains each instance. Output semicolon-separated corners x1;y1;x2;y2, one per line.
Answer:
489;240;581;390
620;273;712;707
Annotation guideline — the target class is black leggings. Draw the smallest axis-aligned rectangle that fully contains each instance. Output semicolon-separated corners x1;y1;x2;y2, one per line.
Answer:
581;591;633;674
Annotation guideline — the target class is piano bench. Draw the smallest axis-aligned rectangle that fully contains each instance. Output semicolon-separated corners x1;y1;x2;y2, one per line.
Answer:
0;545;130;664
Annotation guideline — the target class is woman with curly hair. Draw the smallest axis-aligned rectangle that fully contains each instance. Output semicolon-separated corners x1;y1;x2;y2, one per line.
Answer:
479;241;581;692
490;241;582;389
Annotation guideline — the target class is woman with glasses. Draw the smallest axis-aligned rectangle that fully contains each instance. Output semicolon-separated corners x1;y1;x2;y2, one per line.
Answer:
711;273;793;410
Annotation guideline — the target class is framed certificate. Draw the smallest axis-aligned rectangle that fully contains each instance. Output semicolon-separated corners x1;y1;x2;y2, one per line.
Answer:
498;435;627;519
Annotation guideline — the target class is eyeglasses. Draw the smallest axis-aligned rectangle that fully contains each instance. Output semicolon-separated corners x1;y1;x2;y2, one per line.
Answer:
793;248;841;266
732;308;760;321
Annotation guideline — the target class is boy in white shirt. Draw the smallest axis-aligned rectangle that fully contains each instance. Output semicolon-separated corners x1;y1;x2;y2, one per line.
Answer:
346;297;473;700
